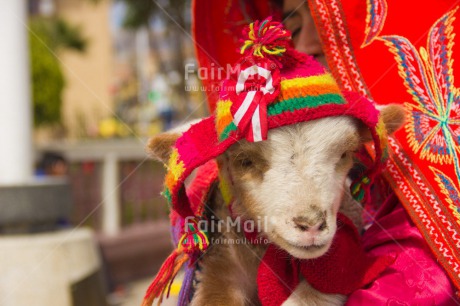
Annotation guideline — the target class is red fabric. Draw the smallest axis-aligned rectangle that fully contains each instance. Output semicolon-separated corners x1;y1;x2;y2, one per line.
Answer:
335;0;460;105
257;214;394;306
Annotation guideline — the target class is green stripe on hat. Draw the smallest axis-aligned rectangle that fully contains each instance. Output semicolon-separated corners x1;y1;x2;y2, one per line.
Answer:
268;94;345;116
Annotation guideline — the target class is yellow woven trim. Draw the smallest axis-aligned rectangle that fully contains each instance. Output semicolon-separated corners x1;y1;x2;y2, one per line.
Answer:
280;74;337;91
216;99;232;119
215;99;234;135
168;149;185;182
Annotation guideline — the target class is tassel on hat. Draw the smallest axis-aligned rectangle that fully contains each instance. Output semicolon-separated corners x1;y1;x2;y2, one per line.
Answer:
240;17;291;66
142;219;208;306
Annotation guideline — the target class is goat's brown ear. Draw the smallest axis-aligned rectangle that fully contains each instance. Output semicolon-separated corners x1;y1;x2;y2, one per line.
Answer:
360;104;406;142
380;104;406;135
146;119;201;163
146;132;181;163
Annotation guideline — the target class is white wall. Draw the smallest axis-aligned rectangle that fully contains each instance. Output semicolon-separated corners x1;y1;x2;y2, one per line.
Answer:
0;0;33;184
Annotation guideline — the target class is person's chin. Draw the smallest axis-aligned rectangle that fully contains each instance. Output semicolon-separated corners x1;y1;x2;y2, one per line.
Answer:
314;54;329;69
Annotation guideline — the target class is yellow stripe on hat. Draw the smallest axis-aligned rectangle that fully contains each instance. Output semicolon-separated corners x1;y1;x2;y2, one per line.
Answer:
280;74;337;91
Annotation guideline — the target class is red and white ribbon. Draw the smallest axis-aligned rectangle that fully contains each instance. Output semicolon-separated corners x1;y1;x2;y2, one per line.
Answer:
232;64;277;142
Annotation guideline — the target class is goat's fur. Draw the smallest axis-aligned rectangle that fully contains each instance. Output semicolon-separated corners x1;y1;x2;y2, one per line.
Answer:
147;105;405;306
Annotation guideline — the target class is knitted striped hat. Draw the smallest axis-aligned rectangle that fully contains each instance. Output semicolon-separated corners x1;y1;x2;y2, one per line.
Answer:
143;17;387;305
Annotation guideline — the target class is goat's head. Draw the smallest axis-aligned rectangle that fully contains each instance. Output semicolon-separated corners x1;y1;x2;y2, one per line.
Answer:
221;117;357;258
147;105;405;259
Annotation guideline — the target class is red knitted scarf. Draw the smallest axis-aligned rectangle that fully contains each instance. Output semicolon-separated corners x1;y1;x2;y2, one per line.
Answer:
257;213;394;305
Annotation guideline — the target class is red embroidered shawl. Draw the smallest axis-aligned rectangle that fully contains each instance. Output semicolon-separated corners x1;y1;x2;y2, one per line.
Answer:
192;0;460;293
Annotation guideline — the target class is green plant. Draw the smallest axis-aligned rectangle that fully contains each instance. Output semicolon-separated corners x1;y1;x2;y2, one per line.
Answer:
29;18;87;126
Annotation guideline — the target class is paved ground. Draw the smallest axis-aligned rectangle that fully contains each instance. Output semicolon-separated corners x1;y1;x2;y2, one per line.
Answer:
111;277;179;306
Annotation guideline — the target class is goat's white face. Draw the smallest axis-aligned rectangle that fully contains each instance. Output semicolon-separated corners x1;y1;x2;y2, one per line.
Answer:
221;117;360;259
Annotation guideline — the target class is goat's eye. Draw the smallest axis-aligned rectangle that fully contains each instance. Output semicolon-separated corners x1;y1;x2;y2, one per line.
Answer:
230;150;268;178
336;151;353;169
240;158;253;168
338;151;355;164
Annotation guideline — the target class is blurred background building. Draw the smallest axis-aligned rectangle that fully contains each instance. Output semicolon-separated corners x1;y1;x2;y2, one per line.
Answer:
1;0;206;305
30;0;205;141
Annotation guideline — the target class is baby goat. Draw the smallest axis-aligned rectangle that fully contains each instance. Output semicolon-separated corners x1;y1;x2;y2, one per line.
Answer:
147;105;404;306
143;17;404;306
